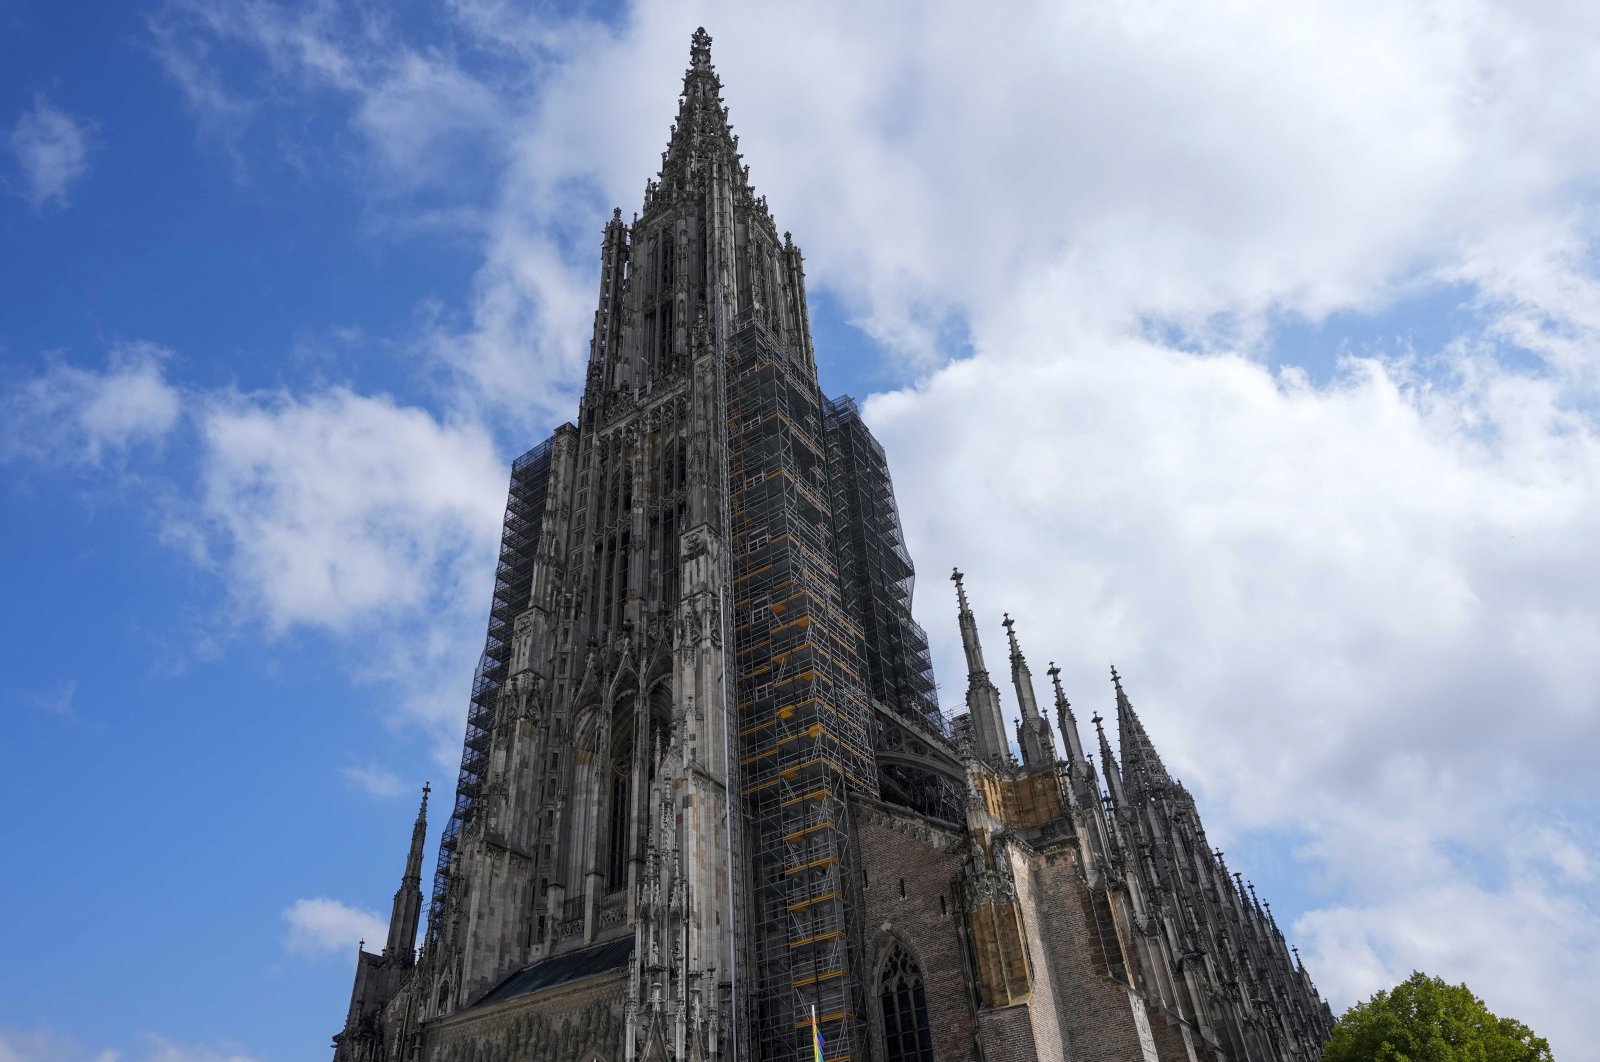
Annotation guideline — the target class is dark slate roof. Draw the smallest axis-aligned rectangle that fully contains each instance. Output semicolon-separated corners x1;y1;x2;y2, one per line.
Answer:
470;936;636;1009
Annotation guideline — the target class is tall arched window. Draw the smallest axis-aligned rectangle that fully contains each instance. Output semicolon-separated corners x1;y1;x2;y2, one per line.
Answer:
606;755;630;891
879;947;935;1062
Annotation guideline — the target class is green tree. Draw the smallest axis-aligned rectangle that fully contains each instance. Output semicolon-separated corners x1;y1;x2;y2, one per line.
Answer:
1323;971;1552;1062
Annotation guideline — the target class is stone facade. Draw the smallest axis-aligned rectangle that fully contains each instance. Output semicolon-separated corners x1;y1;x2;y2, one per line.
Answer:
329;28;1333;1062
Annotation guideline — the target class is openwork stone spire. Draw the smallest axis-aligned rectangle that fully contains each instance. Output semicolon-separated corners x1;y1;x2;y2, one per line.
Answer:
1111;666;1172;798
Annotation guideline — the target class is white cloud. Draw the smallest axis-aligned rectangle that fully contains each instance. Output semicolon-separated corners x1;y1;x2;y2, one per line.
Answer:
189;388;503;633
177;386;506;755
341;763;406;798
9;96;93;209
1;344;182;467
0;1028;254;1062
283;896;386;957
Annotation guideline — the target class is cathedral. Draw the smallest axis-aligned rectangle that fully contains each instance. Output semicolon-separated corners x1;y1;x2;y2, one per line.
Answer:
331;29;1334;1062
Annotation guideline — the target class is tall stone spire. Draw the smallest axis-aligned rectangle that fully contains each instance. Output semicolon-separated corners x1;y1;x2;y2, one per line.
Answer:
383;782;429;963
1047;662;1087;770
660;28;738;183
1003;613;1056;769
1112;666;1171;798
1093;710;1125;807
951;569;1012;767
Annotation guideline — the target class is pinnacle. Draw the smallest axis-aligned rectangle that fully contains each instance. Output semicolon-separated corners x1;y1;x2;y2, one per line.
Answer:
1002;613;1026;664
1111;667;1173;794
690;26;713;72
651;26;745;208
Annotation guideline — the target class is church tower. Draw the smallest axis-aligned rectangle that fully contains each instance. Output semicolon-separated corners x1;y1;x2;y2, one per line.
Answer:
331;28;903;1062
330;28;1331;1062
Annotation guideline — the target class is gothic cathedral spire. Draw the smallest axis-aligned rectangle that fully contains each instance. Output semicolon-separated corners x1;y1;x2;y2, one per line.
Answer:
382;782;429;965
1003;613;1057;769
1112;666;1173;798
951;568;1012;766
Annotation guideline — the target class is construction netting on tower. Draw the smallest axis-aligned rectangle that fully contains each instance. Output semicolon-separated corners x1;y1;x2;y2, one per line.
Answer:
821;395;941;730
725;311;877;1062
427;435;556;944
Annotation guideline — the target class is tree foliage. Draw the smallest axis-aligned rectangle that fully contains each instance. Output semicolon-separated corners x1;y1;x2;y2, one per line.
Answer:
1323;971;1552;1062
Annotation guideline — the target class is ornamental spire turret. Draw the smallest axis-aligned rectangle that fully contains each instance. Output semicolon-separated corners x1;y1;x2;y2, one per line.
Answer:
657;28;745;198
1047;662;1086;771
1112;666;1172;799
1003;613;1057;769
1092;710;1125;806
383;782;429;964
951;569;1012;767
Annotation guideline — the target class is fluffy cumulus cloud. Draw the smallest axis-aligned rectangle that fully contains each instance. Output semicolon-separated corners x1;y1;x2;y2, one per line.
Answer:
189;388;503;632
178;387;508;751
282;896;387;958
144;0;1600;1054
8;96;93;209
0;343;182;466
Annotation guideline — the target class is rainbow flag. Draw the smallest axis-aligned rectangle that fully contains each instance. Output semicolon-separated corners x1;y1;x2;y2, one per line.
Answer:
810;1004;825;1062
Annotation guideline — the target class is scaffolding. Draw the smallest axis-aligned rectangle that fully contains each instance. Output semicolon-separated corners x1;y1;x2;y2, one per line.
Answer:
726;313;877;1062
823;396;964;824
427;435;556;943
822;395;942;729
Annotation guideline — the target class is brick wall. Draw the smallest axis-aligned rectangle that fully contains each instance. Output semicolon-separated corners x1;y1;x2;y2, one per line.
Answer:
855;801;976;1062
1028;850;1164;1062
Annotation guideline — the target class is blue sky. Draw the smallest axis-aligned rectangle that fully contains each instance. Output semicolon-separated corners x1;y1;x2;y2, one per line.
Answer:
4;2;1599;1061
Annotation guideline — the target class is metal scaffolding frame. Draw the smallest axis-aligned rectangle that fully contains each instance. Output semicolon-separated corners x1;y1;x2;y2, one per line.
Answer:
726;313;877;1062
427;435;556;943
821;396;941;730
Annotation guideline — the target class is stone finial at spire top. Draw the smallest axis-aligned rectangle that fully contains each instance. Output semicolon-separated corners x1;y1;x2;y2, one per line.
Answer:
1002;613;1024;660
690;27;713;72
950;567;970;612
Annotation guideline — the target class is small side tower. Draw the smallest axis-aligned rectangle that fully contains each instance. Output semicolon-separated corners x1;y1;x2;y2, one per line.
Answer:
333;784;430;1062
951;568;1012;766
383;782;428;964
1003;613;1058;770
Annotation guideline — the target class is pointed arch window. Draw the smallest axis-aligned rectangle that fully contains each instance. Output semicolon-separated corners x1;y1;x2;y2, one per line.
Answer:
879;946;935;1062
606;756;630;891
